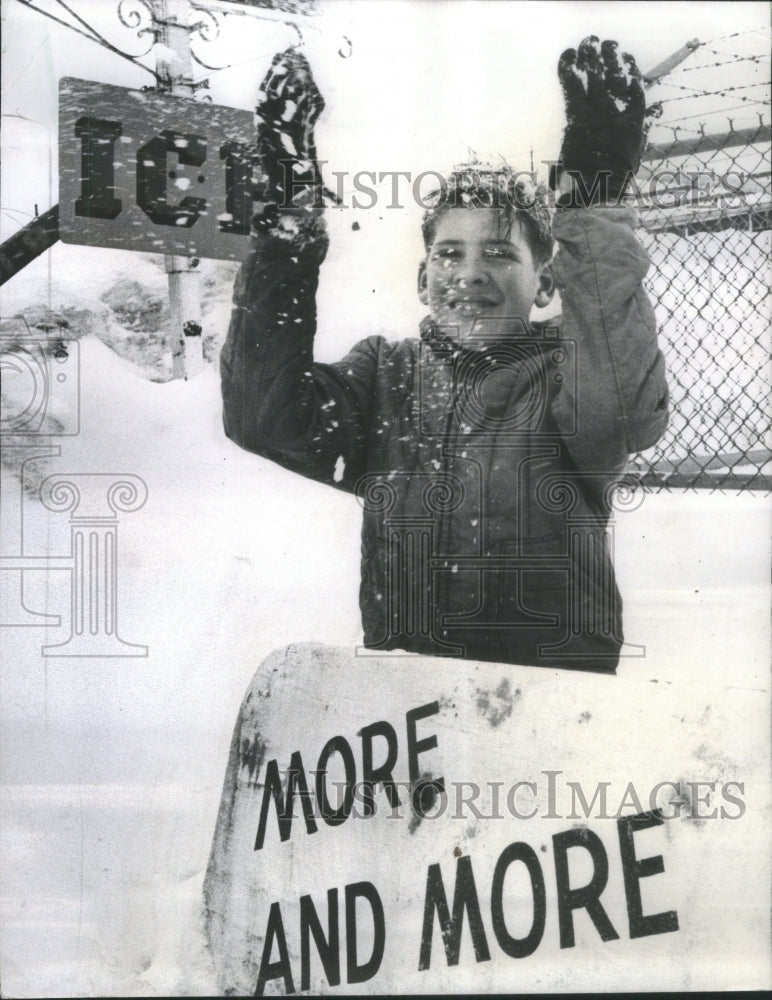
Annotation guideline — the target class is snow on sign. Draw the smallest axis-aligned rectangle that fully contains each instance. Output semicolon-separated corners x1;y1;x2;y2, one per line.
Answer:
58;77;259;260
204;644;770;996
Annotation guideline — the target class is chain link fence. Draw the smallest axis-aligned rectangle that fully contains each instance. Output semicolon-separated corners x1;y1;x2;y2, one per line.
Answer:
624;32;770;491
628;123;771;490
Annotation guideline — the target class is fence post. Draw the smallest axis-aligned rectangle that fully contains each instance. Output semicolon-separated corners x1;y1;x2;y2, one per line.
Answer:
152;0;204;381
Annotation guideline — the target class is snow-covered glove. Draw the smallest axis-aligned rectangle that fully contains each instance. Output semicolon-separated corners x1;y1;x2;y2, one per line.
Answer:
550;36;662;204
251;47;335;244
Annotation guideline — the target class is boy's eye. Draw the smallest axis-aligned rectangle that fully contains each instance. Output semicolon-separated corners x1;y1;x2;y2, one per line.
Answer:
433;247;460;260
485;246;518;261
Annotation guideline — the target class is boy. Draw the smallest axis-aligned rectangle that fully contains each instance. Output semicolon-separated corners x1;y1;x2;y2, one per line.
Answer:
220;37;669;671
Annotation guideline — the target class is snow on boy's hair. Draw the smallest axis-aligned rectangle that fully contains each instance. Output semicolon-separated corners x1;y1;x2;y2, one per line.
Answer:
421;162;553;265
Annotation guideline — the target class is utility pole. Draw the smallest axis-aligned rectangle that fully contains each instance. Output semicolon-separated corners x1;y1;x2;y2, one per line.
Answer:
152;0;204;380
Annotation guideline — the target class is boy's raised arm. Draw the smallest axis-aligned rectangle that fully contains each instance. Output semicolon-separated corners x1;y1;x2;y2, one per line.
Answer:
220;50;376;490
548;37;669;476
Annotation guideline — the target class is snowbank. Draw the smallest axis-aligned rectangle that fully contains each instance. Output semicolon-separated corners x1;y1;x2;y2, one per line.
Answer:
1;332;768;995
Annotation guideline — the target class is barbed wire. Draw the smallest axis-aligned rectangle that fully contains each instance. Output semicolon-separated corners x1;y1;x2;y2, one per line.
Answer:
657;80;769;98
650;109;769;134
674;52;767;73
701;27;770;45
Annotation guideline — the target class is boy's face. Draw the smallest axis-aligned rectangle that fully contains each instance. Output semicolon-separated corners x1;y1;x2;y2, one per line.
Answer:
419;207;553;341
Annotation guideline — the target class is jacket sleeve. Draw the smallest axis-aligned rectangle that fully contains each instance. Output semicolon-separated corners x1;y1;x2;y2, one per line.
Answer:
220;225;380;492
549;206;669;476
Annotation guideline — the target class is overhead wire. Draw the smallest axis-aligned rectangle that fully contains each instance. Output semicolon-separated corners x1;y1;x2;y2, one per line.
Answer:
14;0;157;79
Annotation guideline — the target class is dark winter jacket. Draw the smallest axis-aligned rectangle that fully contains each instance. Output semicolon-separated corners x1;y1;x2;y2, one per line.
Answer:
220;206;668;671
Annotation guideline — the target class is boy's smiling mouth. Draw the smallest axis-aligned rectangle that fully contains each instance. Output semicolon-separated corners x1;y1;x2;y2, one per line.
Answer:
448;296;499;315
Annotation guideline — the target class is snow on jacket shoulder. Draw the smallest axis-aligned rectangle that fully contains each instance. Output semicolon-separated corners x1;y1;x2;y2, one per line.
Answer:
220;207;669;671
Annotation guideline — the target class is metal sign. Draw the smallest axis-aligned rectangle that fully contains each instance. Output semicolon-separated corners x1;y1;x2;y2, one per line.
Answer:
58;77;259;260
204;643;769;995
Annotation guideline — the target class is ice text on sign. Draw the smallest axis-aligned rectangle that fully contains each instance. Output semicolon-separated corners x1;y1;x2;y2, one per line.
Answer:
59;78;261;259
136;131;207;228
74;117;122;219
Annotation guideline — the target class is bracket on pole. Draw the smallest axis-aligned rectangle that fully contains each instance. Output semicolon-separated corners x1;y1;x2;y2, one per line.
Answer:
643;38;701;89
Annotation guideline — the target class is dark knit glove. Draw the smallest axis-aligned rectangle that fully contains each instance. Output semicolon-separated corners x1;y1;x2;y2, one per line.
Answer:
251;47;334;244
550;36;662;204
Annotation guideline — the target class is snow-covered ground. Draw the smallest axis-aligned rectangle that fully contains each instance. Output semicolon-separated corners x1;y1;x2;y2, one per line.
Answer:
0;318;768;996
1;2;769;990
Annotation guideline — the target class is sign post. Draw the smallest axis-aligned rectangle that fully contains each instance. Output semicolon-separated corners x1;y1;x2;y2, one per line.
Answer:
153;0;204;381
